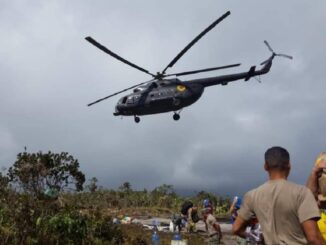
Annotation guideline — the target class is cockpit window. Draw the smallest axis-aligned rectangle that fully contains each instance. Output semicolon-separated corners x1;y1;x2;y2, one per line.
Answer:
126;95;140;104
126;96;134;104
122;96;127;104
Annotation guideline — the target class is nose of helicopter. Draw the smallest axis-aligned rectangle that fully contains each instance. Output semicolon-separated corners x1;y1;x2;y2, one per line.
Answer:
113;106;121;116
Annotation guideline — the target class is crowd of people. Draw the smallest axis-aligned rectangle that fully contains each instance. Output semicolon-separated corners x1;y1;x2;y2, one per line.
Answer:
174;147;326;244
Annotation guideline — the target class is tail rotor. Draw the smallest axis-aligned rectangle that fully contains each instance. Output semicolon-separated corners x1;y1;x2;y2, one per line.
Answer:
261;40;293;65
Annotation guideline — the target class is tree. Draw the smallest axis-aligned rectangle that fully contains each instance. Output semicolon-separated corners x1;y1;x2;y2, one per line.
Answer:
150;184;176;207
86;177;98;192
8;151;85;197
152;184;175;196
0;172;9;191
118;181;132;193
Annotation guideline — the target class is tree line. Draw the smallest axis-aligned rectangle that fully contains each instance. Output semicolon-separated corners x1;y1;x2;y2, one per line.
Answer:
0;151;230;244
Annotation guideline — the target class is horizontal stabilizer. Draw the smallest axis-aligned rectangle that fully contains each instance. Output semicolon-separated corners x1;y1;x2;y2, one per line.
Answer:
244;66;256;81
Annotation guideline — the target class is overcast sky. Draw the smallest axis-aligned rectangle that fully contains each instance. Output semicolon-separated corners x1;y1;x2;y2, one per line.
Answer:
1;0;326;196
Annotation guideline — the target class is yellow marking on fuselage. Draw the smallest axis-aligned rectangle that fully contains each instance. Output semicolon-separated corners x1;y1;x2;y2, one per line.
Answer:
176;85;186;92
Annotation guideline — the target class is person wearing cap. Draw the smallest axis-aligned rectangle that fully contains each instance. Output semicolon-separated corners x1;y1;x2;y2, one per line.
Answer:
232;146;325;245
306;152;326;241
229;195;242;224
203;199;214;213
202;206;222;244
203;199;211;208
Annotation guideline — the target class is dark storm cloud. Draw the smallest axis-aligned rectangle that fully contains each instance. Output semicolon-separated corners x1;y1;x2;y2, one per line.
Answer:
1;0;326;196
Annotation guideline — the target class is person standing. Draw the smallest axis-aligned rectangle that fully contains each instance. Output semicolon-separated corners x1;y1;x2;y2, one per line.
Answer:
233;146;325;245
229;195;242;224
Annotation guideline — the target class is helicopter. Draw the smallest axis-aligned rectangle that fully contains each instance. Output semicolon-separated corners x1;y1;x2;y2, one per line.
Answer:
86;11;292;123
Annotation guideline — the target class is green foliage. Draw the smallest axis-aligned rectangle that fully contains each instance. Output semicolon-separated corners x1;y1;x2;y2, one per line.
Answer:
86;177;98;192
0;172;9;190
0;151;124;244
38;210;87;244
0;151;231;244
8;151;85;197
119;181;132;193
61;182;230;217
92;216;123;242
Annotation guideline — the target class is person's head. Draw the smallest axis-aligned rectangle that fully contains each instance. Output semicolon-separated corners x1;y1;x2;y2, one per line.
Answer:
203;199;211;208
264;146;290;178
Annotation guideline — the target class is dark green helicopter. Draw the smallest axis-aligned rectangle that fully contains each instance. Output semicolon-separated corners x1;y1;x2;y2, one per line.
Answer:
86;11;292;123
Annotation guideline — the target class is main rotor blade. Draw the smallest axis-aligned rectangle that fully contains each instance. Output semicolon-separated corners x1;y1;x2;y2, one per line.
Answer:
264;40;274;53
87;79;155;107
162;11;231;74
165;63;241;77
85;36;155;77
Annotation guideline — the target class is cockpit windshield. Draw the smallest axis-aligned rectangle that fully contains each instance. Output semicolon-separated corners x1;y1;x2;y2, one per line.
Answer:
118;94;140;105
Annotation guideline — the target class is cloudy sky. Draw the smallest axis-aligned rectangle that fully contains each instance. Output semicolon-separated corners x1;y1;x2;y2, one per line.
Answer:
1;0;326;196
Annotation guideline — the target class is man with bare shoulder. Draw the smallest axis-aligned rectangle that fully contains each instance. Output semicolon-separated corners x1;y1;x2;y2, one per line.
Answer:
232;146;325;245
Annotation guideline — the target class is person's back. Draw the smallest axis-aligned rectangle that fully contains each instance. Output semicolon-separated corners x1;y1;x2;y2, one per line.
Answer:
241;179;317;244
233;146;324;245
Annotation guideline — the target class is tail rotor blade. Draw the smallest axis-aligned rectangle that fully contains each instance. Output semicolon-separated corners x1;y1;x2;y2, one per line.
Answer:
277;53;293;60
262;40;293;64
264;40;274;53
162;11;231;74
87;79;155;106
85;36;155;77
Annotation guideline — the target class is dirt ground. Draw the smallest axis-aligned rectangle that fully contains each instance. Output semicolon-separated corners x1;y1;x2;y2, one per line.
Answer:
120;220;244;245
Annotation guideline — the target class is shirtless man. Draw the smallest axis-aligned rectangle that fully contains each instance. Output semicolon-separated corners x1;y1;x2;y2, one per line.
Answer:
203;206;222;244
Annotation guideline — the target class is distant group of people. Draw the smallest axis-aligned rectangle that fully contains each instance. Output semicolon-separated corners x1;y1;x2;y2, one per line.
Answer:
171;198;222;244
173;147;326;245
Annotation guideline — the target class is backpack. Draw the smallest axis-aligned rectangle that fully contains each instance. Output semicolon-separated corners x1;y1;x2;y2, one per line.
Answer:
181;201;193;215
191;211;200;223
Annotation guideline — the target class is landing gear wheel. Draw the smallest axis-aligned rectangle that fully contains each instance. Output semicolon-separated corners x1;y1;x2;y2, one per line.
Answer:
134;116;140;123
173;113;180;121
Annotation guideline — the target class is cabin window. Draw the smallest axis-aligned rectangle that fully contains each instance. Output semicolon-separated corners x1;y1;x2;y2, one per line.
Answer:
150;92;160;98
126;96;134;104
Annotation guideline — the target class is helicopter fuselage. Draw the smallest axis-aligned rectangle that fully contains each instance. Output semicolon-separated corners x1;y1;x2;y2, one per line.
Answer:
85;10;292;122
113;60;273;117
114;79;204;116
